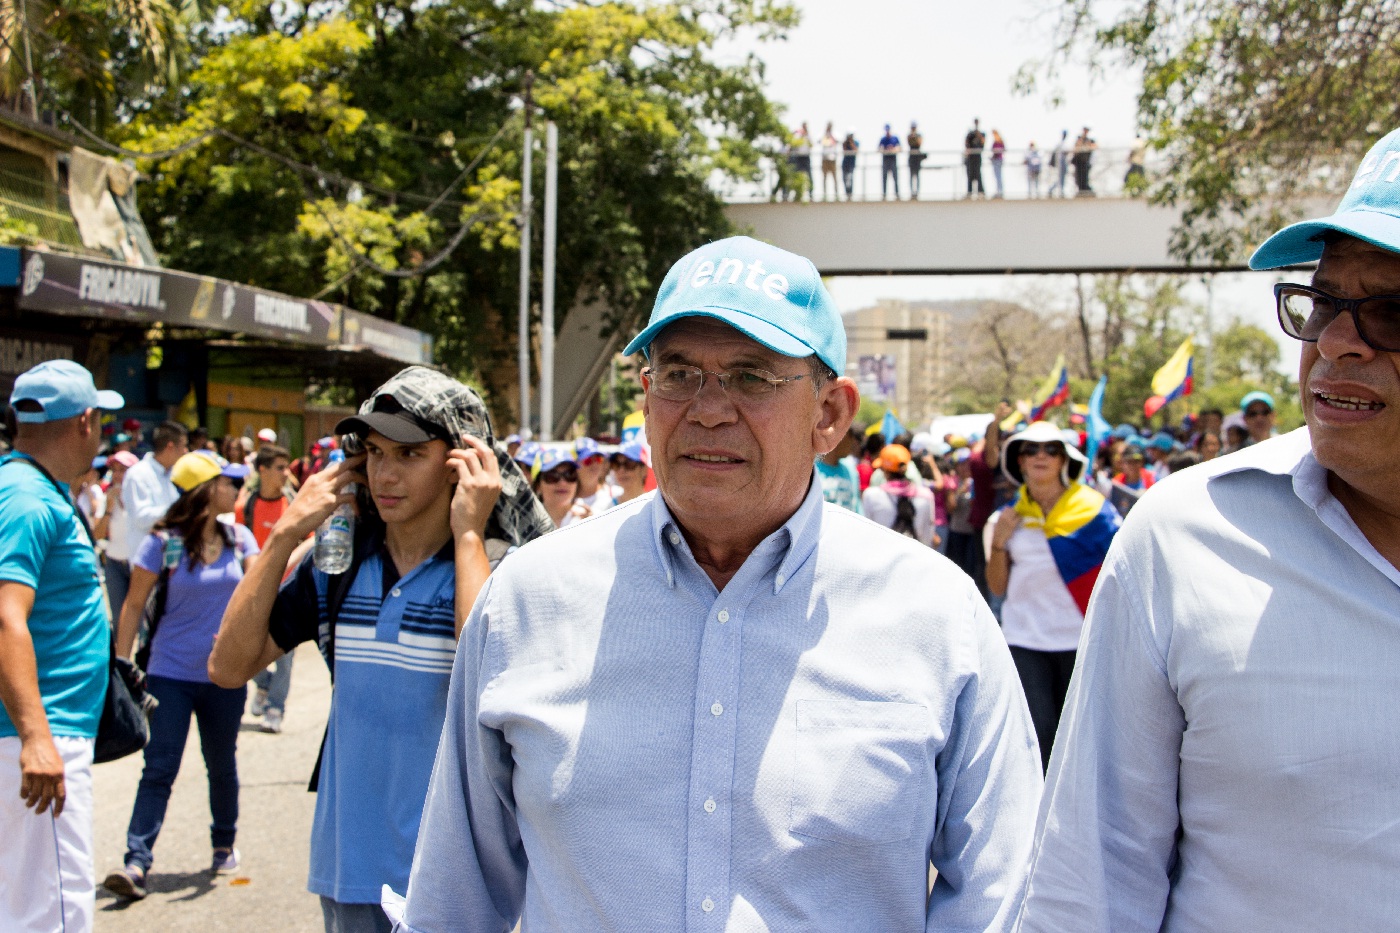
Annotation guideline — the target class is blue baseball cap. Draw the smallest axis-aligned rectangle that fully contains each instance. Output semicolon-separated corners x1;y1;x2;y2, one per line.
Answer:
622;236;846;375
574;436;604;462
1251;127;1400;269
612;440;649;465
1149;432;1176;451
1240;390;1275;413
10;359;124;423
531;445;578;480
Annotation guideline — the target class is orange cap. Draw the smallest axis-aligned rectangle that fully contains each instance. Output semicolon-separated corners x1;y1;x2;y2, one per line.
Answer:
876;444;912;473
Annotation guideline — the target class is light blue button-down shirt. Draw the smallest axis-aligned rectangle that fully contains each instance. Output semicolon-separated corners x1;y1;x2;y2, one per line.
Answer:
394;474;1041;932
1015;429;1400;932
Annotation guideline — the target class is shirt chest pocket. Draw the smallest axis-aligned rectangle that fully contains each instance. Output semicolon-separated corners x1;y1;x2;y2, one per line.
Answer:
789;699;930;846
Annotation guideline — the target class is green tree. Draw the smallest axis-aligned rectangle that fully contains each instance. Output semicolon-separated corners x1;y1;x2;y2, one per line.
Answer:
1023;0;1389;263
109;0;795;424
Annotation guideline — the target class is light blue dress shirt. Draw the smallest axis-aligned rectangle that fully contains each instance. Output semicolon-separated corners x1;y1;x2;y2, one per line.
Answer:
395;475;1042;932
1015;429;1400;932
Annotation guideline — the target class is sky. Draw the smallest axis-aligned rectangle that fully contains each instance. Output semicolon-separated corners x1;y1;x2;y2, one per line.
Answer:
720;0;1305;378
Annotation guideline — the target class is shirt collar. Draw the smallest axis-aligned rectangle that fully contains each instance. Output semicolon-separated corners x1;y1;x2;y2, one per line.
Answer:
647;470;825;595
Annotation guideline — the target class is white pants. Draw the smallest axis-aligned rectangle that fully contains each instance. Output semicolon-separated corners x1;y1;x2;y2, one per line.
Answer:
0;735;95;933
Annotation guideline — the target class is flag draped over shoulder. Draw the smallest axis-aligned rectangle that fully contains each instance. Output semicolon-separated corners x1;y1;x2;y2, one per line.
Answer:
1011;483;1120;614
1028;354;1070;422
1144;338;1194;418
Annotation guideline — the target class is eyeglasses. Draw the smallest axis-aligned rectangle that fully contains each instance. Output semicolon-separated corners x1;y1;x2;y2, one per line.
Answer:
1274;283;1400;352
539;467;577;484
1244;406;1272;418
642;364;810;403
1018;442;1064;458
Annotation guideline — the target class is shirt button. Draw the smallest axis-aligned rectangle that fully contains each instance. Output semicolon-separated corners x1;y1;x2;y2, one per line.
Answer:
717;609;730;623
669;531;681;546
704;798;716;813
711;702;723;716
701;898;714;912
390;587;402;597
775;573;785;586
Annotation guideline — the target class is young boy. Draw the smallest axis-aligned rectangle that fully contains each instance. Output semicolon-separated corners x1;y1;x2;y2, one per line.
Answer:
209;367;552;933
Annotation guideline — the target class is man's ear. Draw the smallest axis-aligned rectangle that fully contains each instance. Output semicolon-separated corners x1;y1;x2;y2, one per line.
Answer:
813;377;859;456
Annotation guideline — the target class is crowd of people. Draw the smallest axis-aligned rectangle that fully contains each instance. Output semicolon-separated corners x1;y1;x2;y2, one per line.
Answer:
776;119;1147;202
1;123;1398;933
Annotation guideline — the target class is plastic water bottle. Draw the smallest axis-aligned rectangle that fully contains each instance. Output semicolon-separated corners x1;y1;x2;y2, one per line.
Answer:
314;449;354;573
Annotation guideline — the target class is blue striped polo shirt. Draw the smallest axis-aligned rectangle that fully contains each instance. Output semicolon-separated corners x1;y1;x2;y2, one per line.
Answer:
270;537;457;904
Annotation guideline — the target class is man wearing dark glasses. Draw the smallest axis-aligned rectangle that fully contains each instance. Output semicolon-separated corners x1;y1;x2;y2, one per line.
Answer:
1016;130;1400;931
393;237;1042;933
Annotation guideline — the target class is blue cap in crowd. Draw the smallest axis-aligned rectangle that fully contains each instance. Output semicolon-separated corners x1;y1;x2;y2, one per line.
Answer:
531;445;578;480
1240;390;1275;413
1252;126;1400;269
514;440;541;467
613;440;649;465
10;359;124;424
623;236;847;375
91;455;108;472
1149;432;1176;452
574;436;604;463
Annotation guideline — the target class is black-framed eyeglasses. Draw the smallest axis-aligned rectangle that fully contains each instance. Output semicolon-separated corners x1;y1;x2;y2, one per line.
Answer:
1018;442;1064;458
642;364;810;403
1274;283;1400;352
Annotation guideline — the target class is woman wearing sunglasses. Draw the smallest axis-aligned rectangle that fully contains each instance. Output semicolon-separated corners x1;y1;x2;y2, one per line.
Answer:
985;422;1120;771
103;452;259;899
608;441;650;507
531;446;589;529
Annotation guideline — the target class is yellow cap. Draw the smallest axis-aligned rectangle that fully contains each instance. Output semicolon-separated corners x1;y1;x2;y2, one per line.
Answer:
170;452;221;492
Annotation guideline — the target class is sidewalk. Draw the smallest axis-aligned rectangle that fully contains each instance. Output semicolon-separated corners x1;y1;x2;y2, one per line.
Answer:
93;642;330;932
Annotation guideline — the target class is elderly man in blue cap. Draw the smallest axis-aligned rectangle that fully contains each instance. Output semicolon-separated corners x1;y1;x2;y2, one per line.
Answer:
1015;130;1400;932
391;236;1042;932
0;360;124;932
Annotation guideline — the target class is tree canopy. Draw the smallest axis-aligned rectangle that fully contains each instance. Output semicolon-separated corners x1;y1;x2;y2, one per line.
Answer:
1022;0;1397;263
34;0;796;424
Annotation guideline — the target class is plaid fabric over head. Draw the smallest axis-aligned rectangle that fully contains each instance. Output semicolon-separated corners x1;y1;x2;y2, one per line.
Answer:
356;366;555;546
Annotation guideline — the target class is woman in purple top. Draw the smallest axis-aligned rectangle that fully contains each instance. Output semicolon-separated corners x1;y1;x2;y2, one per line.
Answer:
103;452;260;900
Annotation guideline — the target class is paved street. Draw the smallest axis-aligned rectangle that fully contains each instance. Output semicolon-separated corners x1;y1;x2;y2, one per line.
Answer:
93;643;330;932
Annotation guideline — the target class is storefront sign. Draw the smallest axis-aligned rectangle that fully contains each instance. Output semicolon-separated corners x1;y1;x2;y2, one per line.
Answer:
340;309;434;365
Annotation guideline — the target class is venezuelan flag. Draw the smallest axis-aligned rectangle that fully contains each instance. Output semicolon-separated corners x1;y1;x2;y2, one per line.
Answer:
1028;354;1070;422
621;409;646;442
1011;483;1120;614
1144;338;1194;418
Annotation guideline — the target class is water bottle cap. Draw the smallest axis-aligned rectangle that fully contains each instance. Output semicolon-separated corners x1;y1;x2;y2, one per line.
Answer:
328;449;345;464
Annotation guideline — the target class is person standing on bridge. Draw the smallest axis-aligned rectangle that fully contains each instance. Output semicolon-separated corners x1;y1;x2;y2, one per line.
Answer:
820;122;839;201
878;123;901;200
965;118;987;198
841;129;859;200
387;235;1042;933
1048;129;1069;198
1071;126;1097;196
907;121;925;199
991;129;1007;199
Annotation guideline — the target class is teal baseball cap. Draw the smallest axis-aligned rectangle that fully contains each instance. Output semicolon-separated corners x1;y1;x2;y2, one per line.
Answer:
10;359;124;423
622;236;846;375
1251;127;1400;269
1240;390;1275;413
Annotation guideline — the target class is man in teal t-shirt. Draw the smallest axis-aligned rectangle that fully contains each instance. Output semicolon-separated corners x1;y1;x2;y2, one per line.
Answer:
816;426;862;514
0;359;123;933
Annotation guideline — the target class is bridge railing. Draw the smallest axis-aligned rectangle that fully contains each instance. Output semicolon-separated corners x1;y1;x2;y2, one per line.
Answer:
716;146;1154;203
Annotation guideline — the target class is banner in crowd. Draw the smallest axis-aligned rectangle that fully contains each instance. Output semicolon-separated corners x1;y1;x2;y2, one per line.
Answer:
856;354;897;402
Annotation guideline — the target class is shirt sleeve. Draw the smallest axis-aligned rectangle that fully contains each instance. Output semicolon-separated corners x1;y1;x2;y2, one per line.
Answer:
0;490;55;589
1013;552;1184;933
398;576;526;933
233;521;261;559
927;587;1043;932
267;550;323;655
123;464;172;533
132;532;164;575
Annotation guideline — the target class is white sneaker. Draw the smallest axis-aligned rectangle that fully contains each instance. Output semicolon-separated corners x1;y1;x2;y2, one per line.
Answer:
260;708;283;734
249;689;268;717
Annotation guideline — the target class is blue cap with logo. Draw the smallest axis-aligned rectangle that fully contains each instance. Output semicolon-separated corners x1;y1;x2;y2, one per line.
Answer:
613;439;649;465
1252;127;1400;269
573;436;604;462
531;444;578;480
622;236;846;375
9;359;124;424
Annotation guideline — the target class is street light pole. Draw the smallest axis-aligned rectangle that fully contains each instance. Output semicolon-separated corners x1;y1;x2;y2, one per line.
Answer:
541;120;558;441
517;71;533;436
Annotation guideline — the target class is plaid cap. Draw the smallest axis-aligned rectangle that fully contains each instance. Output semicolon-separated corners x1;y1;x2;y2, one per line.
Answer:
347;366;555;546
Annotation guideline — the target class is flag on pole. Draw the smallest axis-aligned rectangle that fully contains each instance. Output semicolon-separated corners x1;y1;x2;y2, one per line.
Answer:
1028;354;1070;422
1144;338;1194;419
879;408;907;441
1085;374;1112;472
